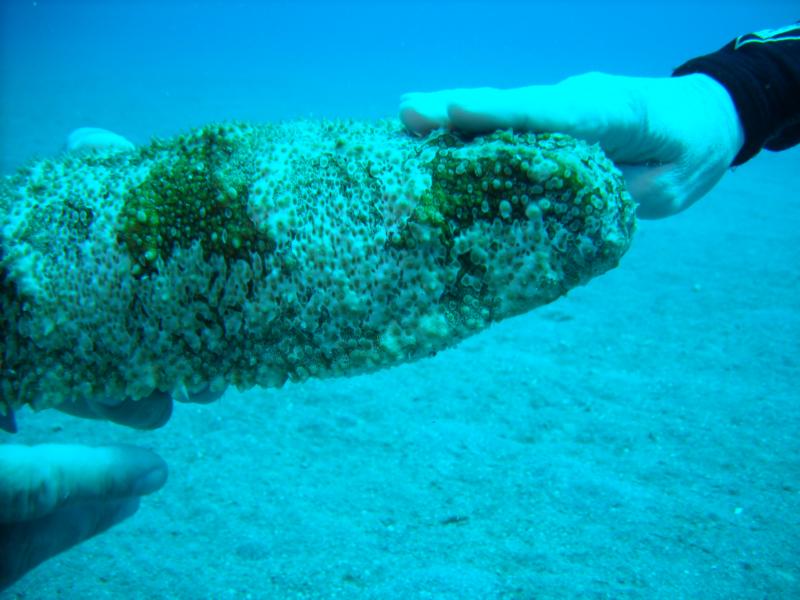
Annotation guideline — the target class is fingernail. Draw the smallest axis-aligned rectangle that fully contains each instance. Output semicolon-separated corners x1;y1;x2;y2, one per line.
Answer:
132;464;168;496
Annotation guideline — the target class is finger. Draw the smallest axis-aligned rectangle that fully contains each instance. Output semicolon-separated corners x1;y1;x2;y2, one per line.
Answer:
0;444;168;524
170;381;227;404
399;91;454;134
446;83;625;142
90;392;173;430
182;386;226;404
399;88;497;135
0;496;139;590
57;391;173;430
447;87;539;133
400;85;598;138
0;403;16;434
426;77;653;163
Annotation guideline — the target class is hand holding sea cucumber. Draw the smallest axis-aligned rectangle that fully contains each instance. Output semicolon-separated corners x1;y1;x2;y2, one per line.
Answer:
400;73;744;218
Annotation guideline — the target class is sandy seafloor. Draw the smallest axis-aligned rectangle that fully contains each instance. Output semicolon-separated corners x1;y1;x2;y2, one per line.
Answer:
1;2;799;599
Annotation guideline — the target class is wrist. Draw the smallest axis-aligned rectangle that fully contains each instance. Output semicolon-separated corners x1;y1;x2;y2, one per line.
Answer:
685;73;745;166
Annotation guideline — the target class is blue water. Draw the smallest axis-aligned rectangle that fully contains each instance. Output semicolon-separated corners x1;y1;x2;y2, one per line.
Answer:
1;1;799;598
0;1;796;172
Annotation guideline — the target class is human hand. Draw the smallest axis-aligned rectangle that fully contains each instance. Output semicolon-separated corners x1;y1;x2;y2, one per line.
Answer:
400;73;744;218
0;444;167;590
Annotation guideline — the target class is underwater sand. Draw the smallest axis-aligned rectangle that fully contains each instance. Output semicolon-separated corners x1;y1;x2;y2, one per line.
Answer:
4;146;798;598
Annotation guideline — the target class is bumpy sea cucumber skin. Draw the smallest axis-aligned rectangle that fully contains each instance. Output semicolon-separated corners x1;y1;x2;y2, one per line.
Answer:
0;120;635;412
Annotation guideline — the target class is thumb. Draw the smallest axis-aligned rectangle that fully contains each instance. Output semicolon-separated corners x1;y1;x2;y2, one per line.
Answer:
0;496;141;590
0;445;166;590
0;444;167;524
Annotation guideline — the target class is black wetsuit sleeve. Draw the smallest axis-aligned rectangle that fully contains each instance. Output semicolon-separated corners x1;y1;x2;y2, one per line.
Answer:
672;23;800;166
